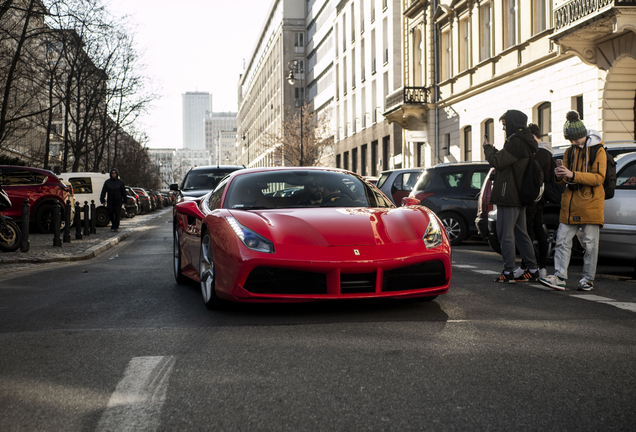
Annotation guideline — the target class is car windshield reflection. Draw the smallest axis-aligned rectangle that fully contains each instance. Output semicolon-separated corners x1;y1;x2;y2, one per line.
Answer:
223;170;393;210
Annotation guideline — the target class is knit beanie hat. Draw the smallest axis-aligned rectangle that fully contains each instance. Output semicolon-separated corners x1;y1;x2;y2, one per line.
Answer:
563;111;587;140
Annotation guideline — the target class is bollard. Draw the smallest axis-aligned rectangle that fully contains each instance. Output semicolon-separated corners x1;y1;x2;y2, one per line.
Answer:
74;202;83;240
63;200;71;243
83;201;90;236
20;198;30;253
52;201;62;247
90;200;97;234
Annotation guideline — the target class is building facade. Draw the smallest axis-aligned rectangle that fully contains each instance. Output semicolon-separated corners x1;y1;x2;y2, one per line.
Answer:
217;129;238;165
204;112;237;156
182;92;213;150
148;148;177;188
237;0;306;167
385;0;636;169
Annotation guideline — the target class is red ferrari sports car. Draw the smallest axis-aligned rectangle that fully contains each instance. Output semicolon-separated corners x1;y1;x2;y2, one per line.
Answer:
172;167;452;309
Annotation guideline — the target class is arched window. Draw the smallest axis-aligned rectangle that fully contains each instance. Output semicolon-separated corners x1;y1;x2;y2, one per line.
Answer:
538;102;551;142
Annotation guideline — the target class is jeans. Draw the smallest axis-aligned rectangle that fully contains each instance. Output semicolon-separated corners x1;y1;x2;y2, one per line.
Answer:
496;205;537;273
553;223;600;281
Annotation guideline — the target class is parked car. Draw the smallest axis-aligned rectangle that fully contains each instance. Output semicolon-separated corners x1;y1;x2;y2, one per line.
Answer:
1;165;74;233
58;172;111;227
132;188;152;214
484;150;636;268
172;167;451;309
403;161;491;245
376;168;424;205
170;165;244;200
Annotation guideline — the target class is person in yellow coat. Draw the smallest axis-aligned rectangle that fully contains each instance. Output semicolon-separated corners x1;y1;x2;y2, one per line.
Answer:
539;111;606;291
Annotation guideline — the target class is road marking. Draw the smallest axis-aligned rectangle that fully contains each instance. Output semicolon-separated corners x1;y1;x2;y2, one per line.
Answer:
472;270;500;275
571;295;636;313
96;356;175;432
529;284;554;291
453;264;477;269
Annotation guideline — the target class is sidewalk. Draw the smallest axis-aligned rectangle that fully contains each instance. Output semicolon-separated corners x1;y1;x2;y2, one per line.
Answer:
0;207;171;275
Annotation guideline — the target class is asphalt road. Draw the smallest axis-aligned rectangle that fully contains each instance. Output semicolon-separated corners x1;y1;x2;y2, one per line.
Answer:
1;211;635;431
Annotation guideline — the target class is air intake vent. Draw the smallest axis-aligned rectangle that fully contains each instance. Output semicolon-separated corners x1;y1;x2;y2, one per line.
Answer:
382;261;446;291
340;272;376;294
244;267;327;294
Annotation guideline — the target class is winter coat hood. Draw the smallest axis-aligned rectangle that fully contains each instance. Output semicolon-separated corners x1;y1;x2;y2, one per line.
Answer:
583;129;602;147
502;110;528;138
109;168;120;179
538;141;554;155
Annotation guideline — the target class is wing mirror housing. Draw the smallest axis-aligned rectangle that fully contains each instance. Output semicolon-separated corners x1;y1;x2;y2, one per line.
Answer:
401;197;421;207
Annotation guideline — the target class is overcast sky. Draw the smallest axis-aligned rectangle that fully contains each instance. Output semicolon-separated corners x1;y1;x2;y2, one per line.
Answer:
109;0;272;149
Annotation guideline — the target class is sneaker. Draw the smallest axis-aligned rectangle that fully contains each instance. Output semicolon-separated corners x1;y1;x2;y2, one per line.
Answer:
539;268;547;279
495;272;515;283
513;267;526;278
515;269;538;282
577;278;593;291
538;275;567;291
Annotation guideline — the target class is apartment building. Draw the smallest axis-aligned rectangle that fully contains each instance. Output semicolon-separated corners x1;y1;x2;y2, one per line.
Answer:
182;92;213;150
217;129;238;165
333;0;405;176
204;112;237;155
386;0;636;169
237;0;306;167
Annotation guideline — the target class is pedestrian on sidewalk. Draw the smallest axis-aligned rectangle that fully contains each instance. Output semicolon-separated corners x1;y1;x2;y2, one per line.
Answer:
483;110;539;283
539;111;606;291
100;168;126;232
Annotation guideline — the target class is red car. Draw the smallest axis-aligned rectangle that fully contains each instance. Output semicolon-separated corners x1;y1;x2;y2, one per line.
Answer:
173;167;452;309
0;165;73;233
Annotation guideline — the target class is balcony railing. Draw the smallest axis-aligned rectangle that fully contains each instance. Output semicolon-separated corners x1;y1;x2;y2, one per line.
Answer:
554;0;636;31
385;87;429;112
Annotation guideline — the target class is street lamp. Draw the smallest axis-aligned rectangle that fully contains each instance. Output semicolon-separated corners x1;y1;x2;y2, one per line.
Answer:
287;59;304;166
242;133;249;166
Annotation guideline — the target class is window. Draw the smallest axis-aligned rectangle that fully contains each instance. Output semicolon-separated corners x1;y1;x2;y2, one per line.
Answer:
442;172;465;188
382;19;388;64
352;147;358;173
533;0;547;34
371;140;378;176
459;17;470;72
575;95;584;120
469;170;489;190
503;0;516;49
361;38;366;81
343;56;347;94
441;29;451;81
336;154;341;168
352;48;356;87
342;13;347;52
413;29;423;86
480;3;491;61
351;3;355;41
382;136;390;170
294;87;305;102
538;102;551;143
464;126;472;161
360;1;365;33
344;151;350;170
361;144;367;176
371;30;377;74
294;32;304;47
0;169;46;186
68;177;93;194
371;0;376;22
617;162;636;188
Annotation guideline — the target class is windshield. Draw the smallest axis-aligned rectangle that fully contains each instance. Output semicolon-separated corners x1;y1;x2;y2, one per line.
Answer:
223;170;394;210
182;169;240;190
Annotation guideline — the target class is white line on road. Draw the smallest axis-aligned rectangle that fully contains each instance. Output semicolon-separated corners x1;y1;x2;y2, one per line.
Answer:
453;264;478;269
472;270;501;275
95;356;175;432
571;295;636;313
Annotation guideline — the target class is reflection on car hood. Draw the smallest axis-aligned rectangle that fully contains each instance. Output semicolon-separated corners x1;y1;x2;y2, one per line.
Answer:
229;207;431;246
182;189;213;198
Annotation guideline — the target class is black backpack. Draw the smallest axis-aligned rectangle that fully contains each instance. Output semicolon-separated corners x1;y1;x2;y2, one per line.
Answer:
565;144;616;199
518;145;544;206
543;156;565;204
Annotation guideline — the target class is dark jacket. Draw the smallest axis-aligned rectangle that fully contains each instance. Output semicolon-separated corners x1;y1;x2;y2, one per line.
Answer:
534;144;553;205
484;110;538;207
100;169;127;204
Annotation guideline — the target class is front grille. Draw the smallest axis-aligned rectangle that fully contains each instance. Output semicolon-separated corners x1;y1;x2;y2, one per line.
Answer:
382;261;446;292
340;272;376;294
244;267;328;295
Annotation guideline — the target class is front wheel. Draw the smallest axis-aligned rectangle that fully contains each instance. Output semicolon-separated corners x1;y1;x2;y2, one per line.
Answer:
199;233;220;310
173;231;188;285
96;207;109;227
439;213;467;246
0;219;21;252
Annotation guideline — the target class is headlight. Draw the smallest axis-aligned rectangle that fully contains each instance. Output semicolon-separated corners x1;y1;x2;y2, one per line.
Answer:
226;217;275;254
423;212;444;249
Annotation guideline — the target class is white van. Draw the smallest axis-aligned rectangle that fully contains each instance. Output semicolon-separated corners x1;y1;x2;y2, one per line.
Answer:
58;172;111;226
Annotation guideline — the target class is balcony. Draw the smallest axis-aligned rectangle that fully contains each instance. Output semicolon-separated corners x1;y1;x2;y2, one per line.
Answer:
551;0;636;70
383;87;430;129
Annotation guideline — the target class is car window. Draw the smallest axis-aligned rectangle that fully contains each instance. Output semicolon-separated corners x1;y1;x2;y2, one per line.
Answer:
403;172;419;191
617;162;636;188
223;170;393;209
413;171;431;191
183;169;241;190
468;170;488;190
208;179;229;209
377;172;392;189
392;174;403;191
0;169;47;186
68;177;93;194
442;172;465;188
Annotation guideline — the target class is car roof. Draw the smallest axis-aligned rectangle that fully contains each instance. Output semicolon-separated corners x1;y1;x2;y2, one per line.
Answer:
430;161;490;169
187;165;244;172
0;165;56;176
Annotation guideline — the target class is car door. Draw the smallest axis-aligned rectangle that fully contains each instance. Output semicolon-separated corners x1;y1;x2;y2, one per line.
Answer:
390;171;421;205
461;167;490;220
600;156;636;259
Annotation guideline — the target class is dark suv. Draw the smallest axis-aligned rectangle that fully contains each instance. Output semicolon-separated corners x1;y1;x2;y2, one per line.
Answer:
405;161;491;245
0;165;73;233
170;165;244;199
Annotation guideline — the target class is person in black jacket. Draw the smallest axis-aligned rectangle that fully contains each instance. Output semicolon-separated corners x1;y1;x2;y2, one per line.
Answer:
483;110;538;283
100;168;127;232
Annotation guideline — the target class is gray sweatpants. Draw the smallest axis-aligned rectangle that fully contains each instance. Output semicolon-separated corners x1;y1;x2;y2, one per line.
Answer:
496;205;537;273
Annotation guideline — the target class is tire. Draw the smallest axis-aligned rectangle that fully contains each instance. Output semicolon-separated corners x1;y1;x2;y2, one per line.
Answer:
173;231;188;285
199;232;220;310
35;204;60;234
96;207;109;227
439;212;467;246
0;219;21;252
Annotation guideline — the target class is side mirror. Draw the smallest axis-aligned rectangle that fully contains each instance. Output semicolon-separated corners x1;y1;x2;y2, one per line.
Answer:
169;183;179;191
401;197;421;207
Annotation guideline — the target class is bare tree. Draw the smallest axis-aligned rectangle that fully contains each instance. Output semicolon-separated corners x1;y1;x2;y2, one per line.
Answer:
262;103;332;167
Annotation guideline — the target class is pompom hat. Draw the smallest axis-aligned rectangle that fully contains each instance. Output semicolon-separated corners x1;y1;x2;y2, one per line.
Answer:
563;110;587;140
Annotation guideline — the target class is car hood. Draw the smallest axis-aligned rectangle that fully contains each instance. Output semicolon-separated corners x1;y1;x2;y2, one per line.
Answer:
228;207;432;246
181;189;213;198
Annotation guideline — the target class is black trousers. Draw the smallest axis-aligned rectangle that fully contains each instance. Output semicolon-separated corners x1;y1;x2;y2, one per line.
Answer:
106;202;121;229
525;201;548;269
